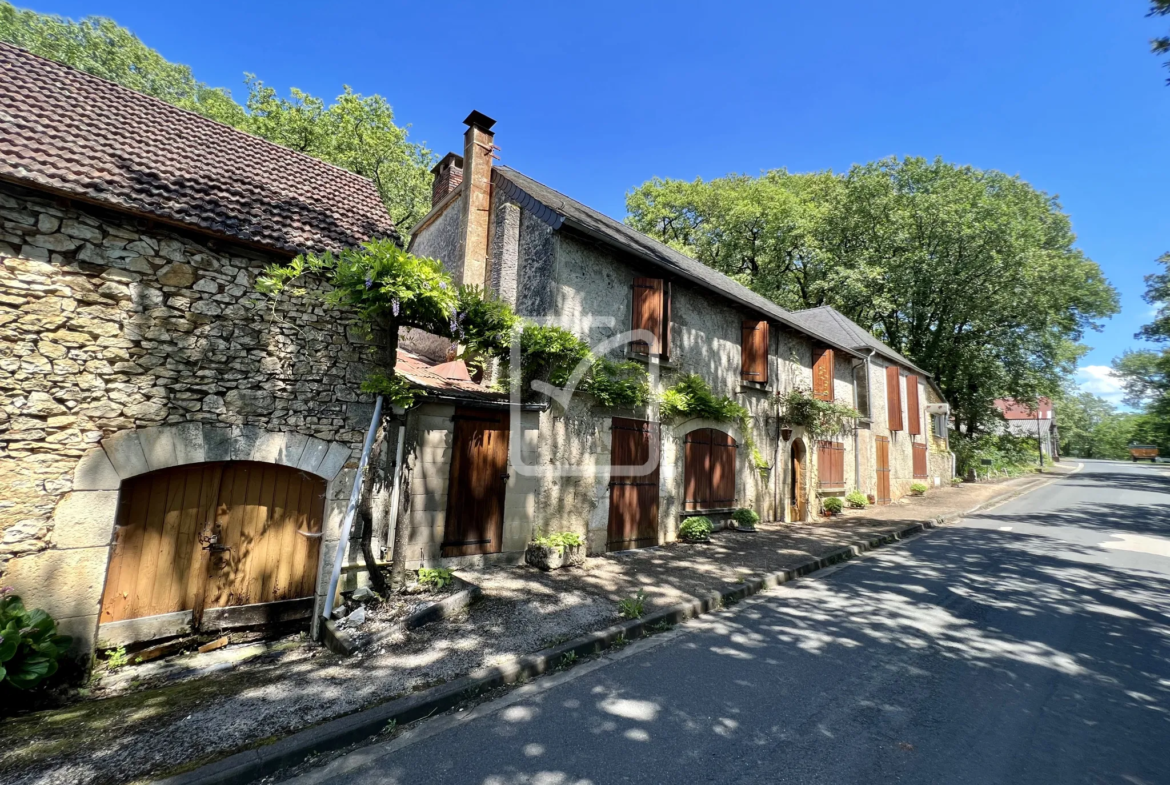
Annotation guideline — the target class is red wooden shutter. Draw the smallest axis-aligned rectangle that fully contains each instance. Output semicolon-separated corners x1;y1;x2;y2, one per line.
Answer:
906;375;921;435
741;319;769;384
632;277;664;356
812;347;835;401
817;441;845;490
886;365;903;431
710;430;737;508
684;428;737;510
912;443;928;478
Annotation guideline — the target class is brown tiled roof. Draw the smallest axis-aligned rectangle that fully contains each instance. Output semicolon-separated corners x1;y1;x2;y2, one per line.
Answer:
396;349;504;402
0;42;398;254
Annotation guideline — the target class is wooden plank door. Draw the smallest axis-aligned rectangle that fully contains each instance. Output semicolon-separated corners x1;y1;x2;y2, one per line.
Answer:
790;440;807;521
607;417;660;551
684;428;737;510
100;460;327;640
204;462;327;611
442;408;510;557
876;436;892;504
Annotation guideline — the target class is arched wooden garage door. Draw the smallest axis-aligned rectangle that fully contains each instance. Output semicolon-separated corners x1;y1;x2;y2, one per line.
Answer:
98;461;326;645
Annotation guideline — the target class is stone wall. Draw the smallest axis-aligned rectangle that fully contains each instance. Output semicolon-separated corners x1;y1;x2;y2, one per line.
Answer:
0;182;379;652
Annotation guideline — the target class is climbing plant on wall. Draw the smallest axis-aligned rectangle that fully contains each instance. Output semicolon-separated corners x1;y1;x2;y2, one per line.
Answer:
777;386;859;440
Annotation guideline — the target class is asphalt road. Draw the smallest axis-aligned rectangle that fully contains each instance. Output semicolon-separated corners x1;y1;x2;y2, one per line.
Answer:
288;460;1170;785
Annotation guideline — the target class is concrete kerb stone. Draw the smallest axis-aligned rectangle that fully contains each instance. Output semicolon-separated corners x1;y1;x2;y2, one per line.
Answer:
152;476;1055;785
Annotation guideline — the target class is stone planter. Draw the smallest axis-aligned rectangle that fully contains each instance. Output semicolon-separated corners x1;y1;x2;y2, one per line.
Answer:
525;543;585;571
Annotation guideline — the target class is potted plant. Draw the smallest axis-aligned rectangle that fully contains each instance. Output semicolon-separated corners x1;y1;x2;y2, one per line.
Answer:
730;507;760;532
679;516;713;543
822;496;844;516
909;482;929;496
525;532;586;571
845;490;868;509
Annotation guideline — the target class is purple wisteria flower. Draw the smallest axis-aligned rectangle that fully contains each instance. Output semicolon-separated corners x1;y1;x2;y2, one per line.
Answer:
392;298;400;316
364;276;374;289
438;281;447;290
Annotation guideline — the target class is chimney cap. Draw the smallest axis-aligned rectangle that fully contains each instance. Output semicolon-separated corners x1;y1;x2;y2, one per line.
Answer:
430;152;464;175
463;110;497;131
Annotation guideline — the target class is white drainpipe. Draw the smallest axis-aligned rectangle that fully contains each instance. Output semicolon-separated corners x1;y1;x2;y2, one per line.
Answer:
322;395;383;622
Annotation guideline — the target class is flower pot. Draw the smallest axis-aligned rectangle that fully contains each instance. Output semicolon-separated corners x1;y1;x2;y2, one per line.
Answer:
525;543;585;571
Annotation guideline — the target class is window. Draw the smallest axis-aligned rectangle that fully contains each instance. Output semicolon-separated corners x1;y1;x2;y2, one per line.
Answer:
817;441;846;491
931;413;948;439
741;319;769;384
886;365;903;431
912;443;928;479
684;428;736;510
854;359;871;419
632;277;670;358
906;374;921;435
812;347;835;401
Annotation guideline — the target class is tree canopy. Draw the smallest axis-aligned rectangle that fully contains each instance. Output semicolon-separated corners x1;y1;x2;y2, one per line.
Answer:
1111;254;1170;452
626;157;1119;434
1151;0;1170;82
0;2;433;229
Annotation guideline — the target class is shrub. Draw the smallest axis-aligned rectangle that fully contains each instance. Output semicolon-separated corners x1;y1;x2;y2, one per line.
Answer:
618;589;646;619
0;589;72;690
416;567;454;590
531;532;584;553
953;432;1039;478
910;482;929;496
845;490;869;508
822;496;844;515
679;516;713;542
731;508;760;529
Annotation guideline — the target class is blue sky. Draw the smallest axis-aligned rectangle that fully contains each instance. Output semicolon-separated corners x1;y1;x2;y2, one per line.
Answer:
24;0;1170;404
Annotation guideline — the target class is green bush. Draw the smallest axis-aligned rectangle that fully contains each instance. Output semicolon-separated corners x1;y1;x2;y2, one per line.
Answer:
416;568;454;590
822;496;844;515
953;432;1039;478
618;589;646;619
845;490;869;508
679;516;713;541
731;508;760;529
910;482;929;496
531;532;584;553
0;589;72;690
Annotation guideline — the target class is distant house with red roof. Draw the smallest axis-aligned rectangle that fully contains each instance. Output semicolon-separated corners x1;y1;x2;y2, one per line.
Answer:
993;397;1059;460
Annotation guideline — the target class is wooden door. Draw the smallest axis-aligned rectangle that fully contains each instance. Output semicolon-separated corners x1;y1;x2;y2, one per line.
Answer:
100;461;326;635
684;428;737;510
442;408;510;557
876;436;892;504
607;418;660;551
790;441;807;521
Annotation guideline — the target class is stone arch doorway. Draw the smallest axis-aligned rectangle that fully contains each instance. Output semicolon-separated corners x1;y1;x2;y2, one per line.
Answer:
98;461;327;646
67;423;356;650
790;440;807;521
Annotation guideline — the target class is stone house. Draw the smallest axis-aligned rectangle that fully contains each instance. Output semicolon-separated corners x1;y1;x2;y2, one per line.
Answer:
400;112;957;566
0;42;431;659
993;397;1058;461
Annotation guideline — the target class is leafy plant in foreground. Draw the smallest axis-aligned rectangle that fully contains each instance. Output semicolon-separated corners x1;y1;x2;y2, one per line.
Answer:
531;532;584;553
731;508;760;530
845;490;869;509
618;589;646;620
416;568;454;590
910;482;929;496
0;589;72;690
679;516;713;542
822;496;844;515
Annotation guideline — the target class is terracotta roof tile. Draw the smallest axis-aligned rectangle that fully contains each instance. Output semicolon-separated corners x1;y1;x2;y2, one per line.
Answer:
396;349;504;402
0;42;398;254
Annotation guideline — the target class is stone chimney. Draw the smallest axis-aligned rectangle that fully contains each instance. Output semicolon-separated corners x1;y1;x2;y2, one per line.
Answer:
430;152;463;207
458;110;496;289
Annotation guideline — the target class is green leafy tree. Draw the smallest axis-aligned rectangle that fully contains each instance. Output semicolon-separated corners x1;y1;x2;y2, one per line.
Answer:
627;157;1119;435
0;3;432;228
1110;252;1170;453
1151;1;1170;82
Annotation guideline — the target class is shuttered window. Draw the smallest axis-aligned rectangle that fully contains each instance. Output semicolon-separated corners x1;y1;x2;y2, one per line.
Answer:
684;428;737;510
632;277;670;358
741;319;769;384
812;347;835;401
912;443;928;479
817;441;846;491
886;365;903;431
906;375;921;435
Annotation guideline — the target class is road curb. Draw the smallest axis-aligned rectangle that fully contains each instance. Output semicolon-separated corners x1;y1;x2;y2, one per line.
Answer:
153;476;1052;785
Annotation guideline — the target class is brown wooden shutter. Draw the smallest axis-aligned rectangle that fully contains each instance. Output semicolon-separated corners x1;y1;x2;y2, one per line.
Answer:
912;443;928;478
906;375;921;435
886;365;903;431
812;347;835;401
684;428;737;510
710;430;737;508
816;441;845;491
741;319;769;384
632;277;664;356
